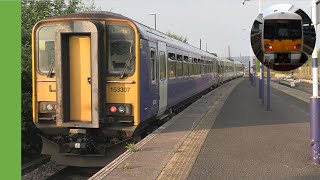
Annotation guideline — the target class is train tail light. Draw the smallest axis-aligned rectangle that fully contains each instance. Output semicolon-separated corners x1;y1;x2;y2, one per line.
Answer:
293;44;301;50
110;106;117;113
265;44;272;50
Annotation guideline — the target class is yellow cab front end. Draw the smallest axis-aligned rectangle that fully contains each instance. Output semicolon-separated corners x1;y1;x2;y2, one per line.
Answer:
32;14;140;159
264;39;302;53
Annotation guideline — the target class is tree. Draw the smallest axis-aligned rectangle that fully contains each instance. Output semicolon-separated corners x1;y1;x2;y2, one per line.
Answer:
21;0;98;154
166;31;188;44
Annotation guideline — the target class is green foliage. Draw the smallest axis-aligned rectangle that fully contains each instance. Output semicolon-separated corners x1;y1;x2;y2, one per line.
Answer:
166;31;188;44
125;143;139;152
21;0;98;154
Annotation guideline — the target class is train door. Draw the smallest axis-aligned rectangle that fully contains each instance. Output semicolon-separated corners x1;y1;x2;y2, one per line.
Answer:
55;21;102;128
68;36;92;122
157;41;167;115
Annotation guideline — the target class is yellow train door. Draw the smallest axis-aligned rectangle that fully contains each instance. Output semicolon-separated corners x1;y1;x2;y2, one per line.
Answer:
69;36;92;122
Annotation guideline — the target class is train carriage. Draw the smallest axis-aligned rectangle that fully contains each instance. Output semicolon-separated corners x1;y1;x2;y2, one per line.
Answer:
32;11;243;166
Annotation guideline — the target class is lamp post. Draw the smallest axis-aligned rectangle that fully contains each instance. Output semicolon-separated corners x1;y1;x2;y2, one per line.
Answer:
150;13;157;30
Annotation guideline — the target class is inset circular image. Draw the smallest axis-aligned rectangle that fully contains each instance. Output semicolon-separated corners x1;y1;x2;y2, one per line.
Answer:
251;4;316;71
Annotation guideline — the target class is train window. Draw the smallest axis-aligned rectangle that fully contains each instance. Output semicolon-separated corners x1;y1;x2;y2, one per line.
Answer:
264;20;302;40
150;49;156;82
159;51;166;80
198;59;201;74
38;25;56;74
176;54;183;77
168;52;176;60
189;57;193;75
168;52;176;78
107;24;135;76
183;56;189;76
200;59;204;74
193;58;197;74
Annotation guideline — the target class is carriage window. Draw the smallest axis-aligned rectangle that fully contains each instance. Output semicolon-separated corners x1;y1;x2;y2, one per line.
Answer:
183;56;189;76
150;49;156;82
189;57;193;76
168;52;176;78
160;51;166;80
38;25;56;74
176;54;183;77
200;59;204;74
107;24;135;75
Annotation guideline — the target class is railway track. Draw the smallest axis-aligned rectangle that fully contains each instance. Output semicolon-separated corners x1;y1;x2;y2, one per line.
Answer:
45;167;101;180
22;155;51;175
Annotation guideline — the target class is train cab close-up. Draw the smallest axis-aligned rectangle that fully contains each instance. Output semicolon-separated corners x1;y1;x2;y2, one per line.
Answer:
262;11;303;65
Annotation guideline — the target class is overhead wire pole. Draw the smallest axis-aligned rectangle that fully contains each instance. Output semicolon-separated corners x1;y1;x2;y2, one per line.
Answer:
310;0;320;164
258;0;264;101
150;13;157;30
243;0;253;84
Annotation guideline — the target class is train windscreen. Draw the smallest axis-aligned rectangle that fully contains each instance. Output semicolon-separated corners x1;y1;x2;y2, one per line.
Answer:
37;25;56;74
264;20;302;40
107;24;135;76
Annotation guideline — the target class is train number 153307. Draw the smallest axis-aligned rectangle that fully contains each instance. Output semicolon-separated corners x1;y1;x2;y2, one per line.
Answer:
110;87;130;92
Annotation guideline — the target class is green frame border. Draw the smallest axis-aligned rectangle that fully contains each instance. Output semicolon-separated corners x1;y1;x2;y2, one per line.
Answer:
0;0;21;179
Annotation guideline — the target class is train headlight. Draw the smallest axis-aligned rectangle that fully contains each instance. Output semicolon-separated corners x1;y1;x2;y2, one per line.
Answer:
39;102;57;113
46;104;53;111
118;106;125;113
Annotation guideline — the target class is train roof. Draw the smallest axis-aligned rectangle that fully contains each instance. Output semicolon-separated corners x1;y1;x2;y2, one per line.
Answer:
263;11;302;20
42;11;218;60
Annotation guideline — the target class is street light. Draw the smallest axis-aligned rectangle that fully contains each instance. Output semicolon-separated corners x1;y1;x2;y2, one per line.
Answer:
150;13;157;30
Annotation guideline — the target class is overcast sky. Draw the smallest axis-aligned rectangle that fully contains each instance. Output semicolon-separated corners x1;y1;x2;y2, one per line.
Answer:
91;0;314;57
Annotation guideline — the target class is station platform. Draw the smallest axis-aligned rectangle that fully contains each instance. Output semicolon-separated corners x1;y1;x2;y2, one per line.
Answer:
90;78;320;180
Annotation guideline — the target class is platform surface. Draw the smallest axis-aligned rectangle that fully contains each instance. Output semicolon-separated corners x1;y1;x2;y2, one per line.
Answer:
188;79;320;179
91;78;320;180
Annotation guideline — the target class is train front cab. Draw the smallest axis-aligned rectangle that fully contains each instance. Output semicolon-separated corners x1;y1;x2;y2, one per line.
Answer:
32;18;141;160
262;12;303;65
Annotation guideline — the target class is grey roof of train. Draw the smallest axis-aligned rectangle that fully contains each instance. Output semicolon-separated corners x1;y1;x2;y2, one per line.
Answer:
43;11;242;64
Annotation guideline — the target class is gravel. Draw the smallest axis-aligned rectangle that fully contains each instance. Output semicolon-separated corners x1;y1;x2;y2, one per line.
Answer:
22;160;66;180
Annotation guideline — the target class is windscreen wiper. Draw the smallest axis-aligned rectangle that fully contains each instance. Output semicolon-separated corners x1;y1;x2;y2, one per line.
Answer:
47;59;55;78
119;46;133;79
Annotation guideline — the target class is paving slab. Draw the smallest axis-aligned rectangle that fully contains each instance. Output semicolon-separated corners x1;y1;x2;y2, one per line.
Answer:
188;79;320;180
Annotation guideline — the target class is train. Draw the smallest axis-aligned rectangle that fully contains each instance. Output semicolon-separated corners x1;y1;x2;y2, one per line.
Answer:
262;11;303;66
32;11;244;166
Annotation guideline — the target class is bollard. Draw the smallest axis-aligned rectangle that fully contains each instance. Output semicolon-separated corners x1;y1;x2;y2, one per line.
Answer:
266;67;270;110
310;0;320;164
261;64;264;105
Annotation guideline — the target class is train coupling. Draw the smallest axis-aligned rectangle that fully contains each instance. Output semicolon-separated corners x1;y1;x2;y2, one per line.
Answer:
59;129;106;155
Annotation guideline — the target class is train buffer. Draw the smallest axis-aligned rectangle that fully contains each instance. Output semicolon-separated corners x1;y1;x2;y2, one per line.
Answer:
90;78;320;180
